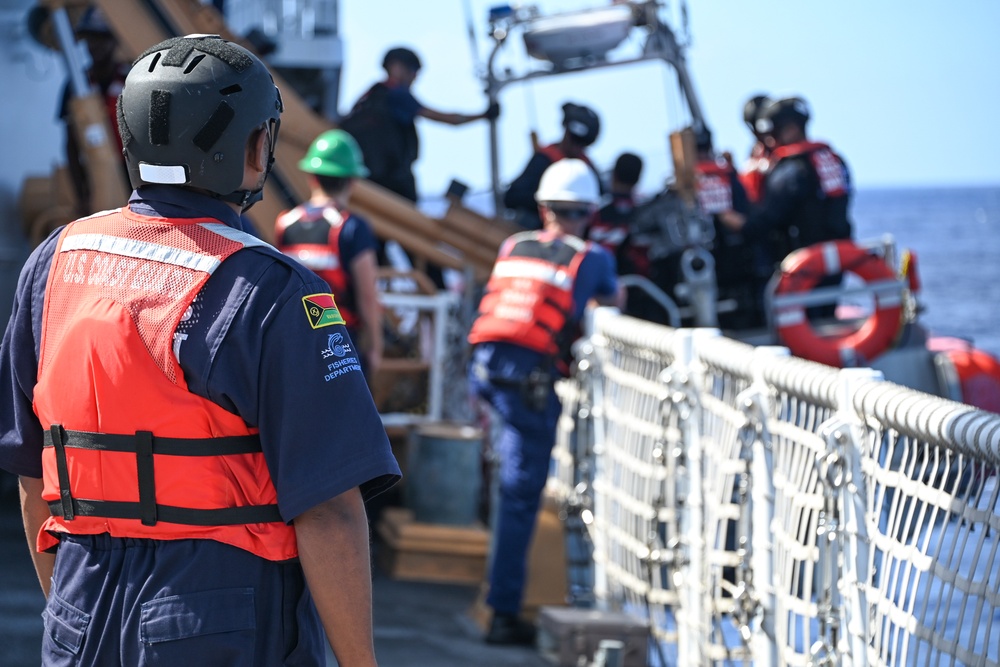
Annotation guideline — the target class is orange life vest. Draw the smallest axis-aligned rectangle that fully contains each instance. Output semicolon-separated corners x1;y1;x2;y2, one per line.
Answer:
33;208;297;561
275;203;358;327
740;141;770;203
770;141;849;198
468;231;589;356
694;157;737;215
538;144;594;170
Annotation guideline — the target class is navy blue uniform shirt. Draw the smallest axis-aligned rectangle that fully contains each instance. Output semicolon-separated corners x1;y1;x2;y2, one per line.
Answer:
0;186;400;522
385;84;423;125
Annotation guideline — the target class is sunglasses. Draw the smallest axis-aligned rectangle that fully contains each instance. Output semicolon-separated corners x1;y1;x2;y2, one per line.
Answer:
548;205;593;221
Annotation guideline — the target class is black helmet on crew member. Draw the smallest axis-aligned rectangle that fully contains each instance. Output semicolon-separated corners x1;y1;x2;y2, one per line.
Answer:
561;102;600;147
382;46;421;73
743;93;771;133
116;35;284;211
756;96;810;135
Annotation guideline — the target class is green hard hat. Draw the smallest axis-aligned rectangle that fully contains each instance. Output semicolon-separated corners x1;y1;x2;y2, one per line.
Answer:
298;129;369;178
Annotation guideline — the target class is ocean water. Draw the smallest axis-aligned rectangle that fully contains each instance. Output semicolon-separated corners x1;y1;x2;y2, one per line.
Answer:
852;185;1000;359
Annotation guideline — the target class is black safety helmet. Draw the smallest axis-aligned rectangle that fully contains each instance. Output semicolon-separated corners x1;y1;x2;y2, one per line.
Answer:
382;47;421;72
117;35;283;210
562;102;600;147
743;93;770;132
612;152;643;187
756;96;810;135
75;6;112;35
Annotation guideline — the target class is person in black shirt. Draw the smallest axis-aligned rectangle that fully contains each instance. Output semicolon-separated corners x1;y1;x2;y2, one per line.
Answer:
720;96;852;265
503;102;602;230
720;96;853;317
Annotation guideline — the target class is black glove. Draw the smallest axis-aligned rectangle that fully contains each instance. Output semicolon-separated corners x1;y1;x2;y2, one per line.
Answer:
484;101;501;121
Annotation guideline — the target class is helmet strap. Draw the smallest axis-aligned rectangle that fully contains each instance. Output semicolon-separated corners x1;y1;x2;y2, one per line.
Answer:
219;138;276;212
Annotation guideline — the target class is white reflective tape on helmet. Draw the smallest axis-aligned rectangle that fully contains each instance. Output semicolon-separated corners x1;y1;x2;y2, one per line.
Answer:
567;120;589;137
139;163;188;185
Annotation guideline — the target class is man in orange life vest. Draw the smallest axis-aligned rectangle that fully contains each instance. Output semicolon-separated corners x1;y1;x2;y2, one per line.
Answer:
275;129;384;378
721;95;853;266
0;36;399;666
503;102;602;230
693;126;767;329
738;93;772;205
720;96;853;318
588;151;647;276
469;159;623;645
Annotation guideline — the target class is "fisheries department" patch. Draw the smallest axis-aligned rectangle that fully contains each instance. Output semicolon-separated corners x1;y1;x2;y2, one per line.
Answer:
302;293;345;329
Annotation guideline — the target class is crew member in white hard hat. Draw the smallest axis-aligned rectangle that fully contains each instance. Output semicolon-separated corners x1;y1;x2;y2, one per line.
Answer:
468;158;623;645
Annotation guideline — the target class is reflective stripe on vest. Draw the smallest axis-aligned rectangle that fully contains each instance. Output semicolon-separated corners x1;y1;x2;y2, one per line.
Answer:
33;208;297;561
771;141;849;198
275;204;357;327
468;231;589;355
695;158;737;215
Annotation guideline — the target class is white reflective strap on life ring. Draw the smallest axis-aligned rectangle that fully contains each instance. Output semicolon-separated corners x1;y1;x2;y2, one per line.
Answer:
775;308;806;327
877;292;903;308
821;242;841;274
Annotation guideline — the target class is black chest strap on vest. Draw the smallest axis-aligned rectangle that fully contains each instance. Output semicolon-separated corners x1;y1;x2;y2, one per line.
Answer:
44;425;282;527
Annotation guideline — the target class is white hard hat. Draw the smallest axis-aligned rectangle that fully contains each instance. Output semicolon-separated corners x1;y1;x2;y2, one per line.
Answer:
535;158;600;205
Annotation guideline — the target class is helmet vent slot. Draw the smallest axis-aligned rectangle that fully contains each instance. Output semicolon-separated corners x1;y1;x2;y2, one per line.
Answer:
149;90;171;146
219;84;242;96
193;102;235;152
184;55;206;74
147;53;161;73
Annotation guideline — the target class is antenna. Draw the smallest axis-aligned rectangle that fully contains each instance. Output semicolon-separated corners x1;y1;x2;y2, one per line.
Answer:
461;0;483;77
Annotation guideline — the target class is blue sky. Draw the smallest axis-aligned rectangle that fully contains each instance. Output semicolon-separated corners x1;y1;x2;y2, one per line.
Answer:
337;1;1000;201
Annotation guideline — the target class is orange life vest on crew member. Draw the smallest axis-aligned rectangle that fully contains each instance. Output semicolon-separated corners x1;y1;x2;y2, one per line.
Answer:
769;141;849;198
468;230;590;356
32;208;297;561
694;157;737;215
538;144;595;171
275;203;358;327
740;141;770;204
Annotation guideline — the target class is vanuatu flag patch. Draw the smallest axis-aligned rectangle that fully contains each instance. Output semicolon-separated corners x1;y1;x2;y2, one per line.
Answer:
302;293;345;329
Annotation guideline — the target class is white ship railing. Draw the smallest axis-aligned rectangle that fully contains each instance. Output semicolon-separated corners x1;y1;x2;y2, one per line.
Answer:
550;307;1000;667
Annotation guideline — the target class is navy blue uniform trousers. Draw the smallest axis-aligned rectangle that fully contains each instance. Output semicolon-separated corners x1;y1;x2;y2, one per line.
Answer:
469;343;562;616
41;534;324;666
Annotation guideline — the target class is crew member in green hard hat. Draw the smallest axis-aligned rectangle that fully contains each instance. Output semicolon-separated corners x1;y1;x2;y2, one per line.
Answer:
275;129;384;378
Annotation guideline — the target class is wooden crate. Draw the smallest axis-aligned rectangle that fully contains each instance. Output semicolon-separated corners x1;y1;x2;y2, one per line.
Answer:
376;508;489;585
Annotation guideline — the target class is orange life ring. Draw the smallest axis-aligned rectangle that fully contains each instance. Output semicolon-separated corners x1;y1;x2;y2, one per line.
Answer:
773;240;903;367
929;338;1000;413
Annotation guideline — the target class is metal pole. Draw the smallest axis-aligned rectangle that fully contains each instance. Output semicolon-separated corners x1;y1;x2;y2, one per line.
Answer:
50;7;91;99
484;40;505;214
750;346;789;667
